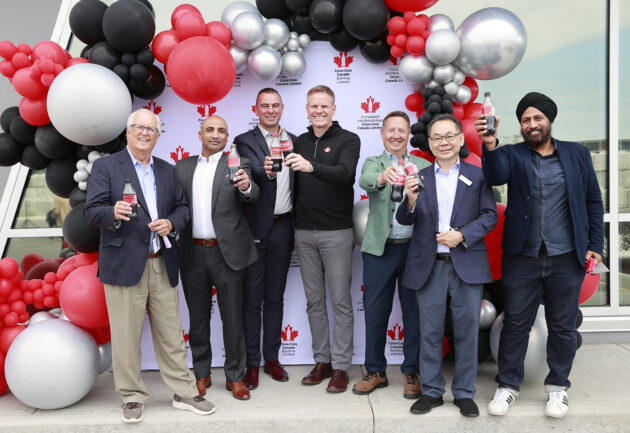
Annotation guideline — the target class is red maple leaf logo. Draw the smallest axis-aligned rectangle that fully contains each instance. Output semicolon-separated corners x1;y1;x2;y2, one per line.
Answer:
143;100;162;115
361;96;380;113
360;284;364;292
170;145;190;163
197;105;217;117
360;193;368;200
281;324;299;341
211;286;217;297
389;57;399;66
387;323;404;341
251;105;256;115
182;330;189;342
333;52;353;68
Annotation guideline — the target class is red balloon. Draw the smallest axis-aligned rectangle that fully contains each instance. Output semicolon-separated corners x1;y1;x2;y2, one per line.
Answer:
166;36;236;105
19;95;49;126
0;60;17;78
386;34;396;46
31;41;66;65
0;259;19;280
452;103;464;119
405;35;425;56
579;272;601;304
11;52;31;69
385;0;439;13
75;252;99;267
0;40;18;60
462;77;479;103
3;312;18;327
10;301;26;314
405;93;423;112
17;43;31;55
24;259;60;280
410;148;435;164
387;16;407;35
0;280;11;297
205;21;231;48
83;324;111;344
152;29;181;65
41;73;55;87
394;34;407;48
462;151;481;167
464;102;482;119
20;253;44;276
66;57;89;67
22;291;33;304
59;263;109;328
403;11;417;22
484;203;505;281
418;14;430;29
174;11;206;41
461;118;483;157
12;67;47;98
390;45;405;58
0;304;9;317
170;4;203;29
406;17;425;36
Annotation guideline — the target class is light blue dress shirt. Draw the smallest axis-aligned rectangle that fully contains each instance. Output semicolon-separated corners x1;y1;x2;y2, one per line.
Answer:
434;159;460;253
127;147;160;253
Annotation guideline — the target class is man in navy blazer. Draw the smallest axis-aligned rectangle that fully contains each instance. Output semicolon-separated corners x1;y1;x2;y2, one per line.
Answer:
234;88;296;389
396;114;497;417
84;109;214;422
478;92;604;419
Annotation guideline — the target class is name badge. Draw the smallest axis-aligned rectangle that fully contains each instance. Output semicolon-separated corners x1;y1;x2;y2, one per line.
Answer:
459;175;472;186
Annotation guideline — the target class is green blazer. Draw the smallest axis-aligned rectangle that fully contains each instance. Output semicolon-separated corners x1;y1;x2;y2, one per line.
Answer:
358;151;431;256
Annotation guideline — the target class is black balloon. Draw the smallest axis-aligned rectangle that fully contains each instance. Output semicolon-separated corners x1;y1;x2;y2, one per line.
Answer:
459;142;470;158
35;124;76;159
0;133;22;166
410;121;425;135
10;116;37;145
1;106;20;133
342;0;389;41
420;112;431;123
45;156;79;198
329;27;358;52
135;48;154;67
427;102;441;115
429;94;441;103
102;0;155;53
60;247;77;258
291;13;315;35
62;203;100;253
113;64;130;82
95;137;120;153
69;0;107;46
69;186;88;208
21;145;50;170
309;0;343;34
441;100;453;114
129;64;149;82
359;32;391;64
80;45;92;59
576;308;583;328
285;0;312;14
75;145;93;160
121;52;136;66
131;65;166;100
88;41;121;70
421;87;433;99
434;86;445;96
134;0;155;17
257;0;292;19
576;331;582;349
412;132;427;148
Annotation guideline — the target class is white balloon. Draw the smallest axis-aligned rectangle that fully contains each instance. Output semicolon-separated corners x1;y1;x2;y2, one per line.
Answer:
433;64;455;84
479;299;497;329
286;38;300;52
453;70;466;85
454;85;472;104
221;1;260;28
281;51;307;78
28;311;57;326
298;34;311;48
87;151;101;162
264;18;290;50
79;181;88;191
248;45;282;81
230;44;249;73
73;169;89;183
47;64;131;146
97;342;112;374
231;12;265;50
400;55;434;88
76;159;88;170
425;29;460;66
85;162;93;175
444;81;459;95
429;14;455;33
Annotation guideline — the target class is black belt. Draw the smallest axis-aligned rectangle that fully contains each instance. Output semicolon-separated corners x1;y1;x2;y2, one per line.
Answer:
272;212;292;223
148;250;163;259
435;253;452;262
386;238;410;244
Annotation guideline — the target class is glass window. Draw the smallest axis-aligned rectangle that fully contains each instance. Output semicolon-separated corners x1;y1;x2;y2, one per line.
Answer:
3;237;65;265
11;170;65;229
582;223;609;306
619;2;630;212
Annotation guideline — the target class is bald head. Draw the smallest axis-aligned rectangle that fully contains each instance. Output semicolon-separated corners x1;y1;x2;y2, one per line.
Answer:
199;115;229;157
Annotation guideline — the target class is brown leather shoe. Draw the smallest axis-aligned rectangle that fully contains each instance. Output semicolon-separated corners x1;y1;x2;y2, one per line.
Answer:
264;360;289;382
403;373;422;399
326;369;349;393
243;367;259;390
195;376;211;396
225;380;251;400
301;362;333;385
352;372;388;395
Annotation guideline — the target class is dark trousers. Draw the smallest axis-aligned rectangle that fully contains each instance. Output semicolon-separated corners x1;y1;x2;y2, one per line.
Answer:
362;243;420;375
181;244;247;382
242;218;293;366
496;251;584;391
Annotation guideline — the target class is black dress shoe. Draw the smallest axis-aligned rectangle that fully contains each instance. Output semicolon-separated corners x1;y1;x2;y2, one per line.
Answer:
410;395;444;414
454;398;479;417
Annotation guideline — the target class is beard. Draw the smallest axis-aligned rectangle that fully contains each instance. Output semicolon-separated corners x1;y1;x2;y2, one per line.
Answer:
521;124;552;148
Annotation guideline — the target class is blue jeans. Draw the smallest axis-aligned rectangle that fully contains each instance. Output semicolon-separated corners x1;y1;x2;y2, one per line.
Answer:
496;251;584;391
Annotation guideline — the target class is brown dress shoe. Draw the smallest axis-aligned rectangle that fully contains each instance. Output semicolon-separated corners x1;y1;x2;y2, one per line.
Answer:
326;369;349;393
195;376;211;396
352;372;388;395
301;362;333;385
243;367;259;390
264;360;289;382
403;373;422;399
225;380;251;400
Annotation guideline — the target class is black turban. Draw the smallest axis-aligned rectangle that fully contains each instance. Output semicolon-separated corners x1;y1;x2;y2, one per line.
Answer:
516;92;557;123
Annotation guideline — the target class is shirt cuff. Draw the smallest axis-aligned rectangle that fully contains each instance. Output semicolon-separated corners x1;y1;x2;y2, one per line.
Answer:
240;184;252;196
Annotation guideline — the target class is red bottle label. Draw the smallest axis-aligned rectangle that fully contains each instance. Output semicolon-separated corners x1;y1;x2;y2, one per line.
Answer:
394;173;406;185
122;194;136;204
271;146;282;157
482;105;495;116
228;156;240;167
404;164;419;175
281;140;293;152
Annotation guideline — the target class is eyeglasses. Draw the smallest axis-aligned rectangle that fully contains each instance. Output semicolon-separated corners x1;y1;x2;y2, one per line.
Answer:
428;132;461;145
130;124;159;135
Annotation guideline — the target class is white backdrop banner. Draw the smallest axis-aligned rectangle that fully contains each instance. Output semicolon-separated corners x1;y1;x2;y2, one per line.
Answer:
136;41;416;369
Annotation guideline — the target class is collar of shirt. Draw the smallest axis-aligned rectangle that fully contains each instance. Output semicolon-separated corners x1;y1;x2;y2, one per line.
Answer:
127;146;154;170
434;158;460;175
198;152;221;165
258;124;277;146
528;137;559;155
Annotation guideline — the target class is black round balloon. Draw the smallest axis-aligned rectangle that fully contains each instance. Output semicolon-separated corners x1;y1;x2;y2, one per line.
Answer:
342;0;389;41
45;156;79;198
128;79;141;92
75;145;94;160
409;135;419;148
102;0;155;53
422;100;430;110
134;0;155;17
1;106;20;133
121;52;136;66
62;203;100;253
441;100;453;114
88;41;121;70
10;116;37;145
421;87;433;99
60;247;77;258
135;48;154;67
131;65;166;100
35;124;76;159
291;13;315;34
410;121;425;135
286;0;312;14
420;112;431;124
21;145;50;170
576;308;583;328
80;45;92;59
69;186;88;208
309;0;343;34
329;27;358;52
113;64;130;82
129;64;149;82
459;142;470;159
359;32;391;64
434;86;445;96
69;0;107;46
576;331;582;350
427;102;441;115
413;132;427;147
257;0;291;19
429;94;441;104
0;133;22;166
94;137;120;153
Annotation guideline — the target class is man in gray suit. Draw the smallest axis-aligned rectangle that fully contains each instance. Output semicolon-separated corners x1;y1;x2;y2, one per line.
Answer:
176;115;259;401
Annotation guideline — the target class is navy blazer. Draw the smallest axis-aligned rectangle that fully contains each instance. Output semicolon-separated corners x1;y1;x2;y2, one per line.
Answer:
396;161;498;289
84;149;189;287
481;139;604;267
234;126;296;240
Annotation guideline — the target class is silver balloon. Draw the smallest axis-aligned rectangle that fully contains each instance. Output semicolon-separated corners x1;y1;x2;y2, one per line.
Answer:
429;14;454;33
352;199;369;246
79;180;88;191
490;305;548;383
76;159;88;170
454;85;472;104
455;7;527;80
400;55;434;90
453;70;466;85
298;34;311;48
221;1;260;28
231;12;266;50
443;81;458;95
433;64;455;84
28;311;57;326
425;29;460;66
230;44;249;73
264;18;290;50
286;38;300;52
426;79;439;89
58;311;72;321
281;51;307;78
73;169;89;183
97;342;112;374
248;45;282;81
5;320;99;409
85;162;93;175
479;299;497;329
48;307;62;317
289;31;299;39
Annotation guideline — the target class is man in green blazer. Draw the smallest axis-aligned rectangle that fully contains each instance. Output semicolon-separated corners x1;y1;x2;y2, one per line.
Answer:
353;111;431;399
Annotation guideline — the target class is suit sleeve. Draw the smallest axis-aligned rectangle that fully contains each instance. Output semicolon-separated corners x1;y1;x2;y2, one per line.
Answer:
239;157;259;203
583;148;604;255
396;196;416;225
358;157;384;192
83;157;116;229
310;133;360;185
482;145;512;186
459;176;498;246
235;133;267;184
166;165;190;233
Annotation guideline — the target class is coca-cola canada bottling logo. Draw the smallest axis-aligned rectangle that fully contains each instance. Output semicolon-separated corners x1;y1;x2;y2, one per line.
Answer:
361;96;380;113
385;58;403;84
333;52;353;84
170;145;190;163
357;96;383;131
281;324;299;356
387;323;404;356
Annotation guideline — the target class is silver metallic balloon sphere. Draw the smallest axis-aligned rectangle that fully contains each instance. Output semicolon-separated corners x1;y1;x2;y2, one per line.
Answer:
264;18;290;50
453;70;466;85
230;44;249;73
231;12;266;50
281;51;307;78
85;162;93;175
87;151;101;162
425;29;460;66
97;342;112;374
79;180;88;191
479;299;497;329
221;1;260;28
76;159;88;170
400;55;434;86
4;319;99;409
58;311;72;321
48;307;62;316
73;169;89;183
443;81;459;95
455;7;527;80
286;38;300;51
248;45;282;81
426;79;439;89
298;34;311;48
352;199;369;246
428;14;455;33
28;311;57;326
454;84;472;104
433;64;455;84
289;31;299;39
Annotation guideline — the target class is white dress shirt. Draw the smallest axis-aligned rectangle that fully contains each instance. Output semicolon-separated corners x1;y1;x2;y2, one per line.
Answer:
434;159;460;253
259;125;292;215
192;153;220;239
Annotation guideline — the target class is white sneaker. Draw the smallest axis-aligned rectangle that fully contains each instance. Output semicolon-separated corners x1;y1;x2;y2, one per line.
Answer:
545;390;569;418
488;387;518;416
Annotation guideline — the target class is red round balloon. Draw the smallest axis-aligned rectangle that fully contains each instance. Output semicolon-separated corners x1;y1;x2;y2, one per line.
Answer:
386;34;396;46
166;36;236;105
452;103;464;119
462;77;479;103
24;259;60;280
174;11;206;41
385;0;439;13
0;40;18;60
0;258;19;280
0;325;24;351
390;45;405;58
394;34;407;48
418;14;430;29
387;16;407;35
405;93;423;112
19;95;49;126
405;35;425;56
59;263;108;328
205;21;231;48
406;17;426;36
464;102;482;119
66;57;89;67
75;252;99;267
0;60;17;78
152;29;181;65
484;203;505;281
170;3;203;29
462;151;481;167
403;11;417;22
0;279;11;297
83;324;111;345
12;68;47;98
579;272;601;304
461;117;483;157
31;41;66;65
20;253;44;276
11;52;31;69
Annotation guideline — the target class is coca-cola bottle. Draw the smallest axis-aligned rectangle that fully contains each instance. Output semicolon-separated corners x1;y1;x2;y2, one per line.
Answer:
482;91;496;136
270;132;283;172
122;179;138;221
403;155;425;193
228;143;240;184
279;128;293;158
391;160;405;202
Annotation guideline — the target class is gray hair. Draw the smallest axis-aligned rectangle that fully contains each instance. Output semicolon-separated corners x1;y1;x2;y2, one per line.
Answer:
127;108;162;133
